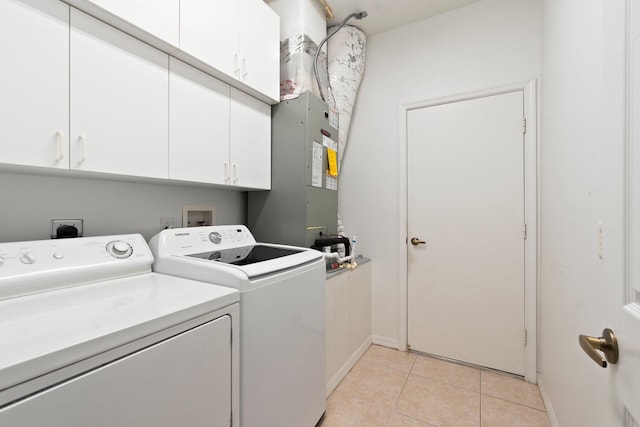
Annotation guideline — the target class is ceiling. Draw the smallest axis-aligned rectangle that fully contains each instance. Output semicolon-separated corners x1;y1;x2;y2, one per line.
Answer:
325;0;483;36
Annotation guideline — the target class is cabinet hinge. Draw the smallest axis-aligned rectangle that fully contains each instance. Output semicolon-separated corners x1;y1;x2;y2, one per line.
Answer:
523;223;527;240
522;117;527;134
524;329;528;346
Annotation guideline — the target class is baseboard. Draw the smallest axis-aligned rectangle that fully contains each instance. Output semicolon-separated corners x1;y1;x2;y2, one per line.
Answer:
371;335;399;349
537;373;560;427
326;336;372;397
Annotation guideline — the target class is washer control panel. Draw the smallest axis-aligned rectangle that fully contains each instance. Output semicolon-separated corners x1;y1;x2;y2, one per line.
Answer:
156;225;256;254
0;234;153;300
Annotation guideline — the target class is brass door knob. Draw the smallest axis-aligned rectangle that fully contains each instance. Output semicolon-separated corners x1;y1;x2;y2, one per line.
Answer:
410;237;426;246
579;328;619;368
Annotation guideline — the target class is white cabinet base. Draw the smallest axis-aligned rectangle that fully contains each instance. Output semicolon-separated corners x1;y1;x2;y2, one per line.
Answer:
325;260;372;396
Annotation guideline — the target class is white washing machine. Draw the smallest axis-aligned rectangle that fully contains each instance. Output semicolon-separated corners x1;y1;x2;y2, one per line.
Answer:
0;234;240;427
149;225;326;427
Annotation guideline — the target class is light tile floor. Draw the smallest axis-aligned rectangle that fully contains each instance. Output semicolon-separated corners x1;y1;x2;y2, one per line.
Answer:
320;345;551;427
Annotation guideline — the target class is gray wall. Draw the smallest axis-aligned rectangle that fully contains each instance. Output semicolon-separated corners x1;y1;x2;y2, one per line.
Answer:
0;171;246;242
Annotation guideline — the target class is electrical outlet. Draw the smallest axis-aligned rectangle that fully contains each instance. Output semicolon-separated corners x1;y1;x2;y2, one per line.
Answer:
160;218;174;230
50;219;84;239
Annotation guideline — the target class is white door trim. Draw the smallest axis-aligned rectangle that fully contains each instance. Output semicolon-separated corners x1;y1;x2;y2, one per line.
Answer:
398;80;539;383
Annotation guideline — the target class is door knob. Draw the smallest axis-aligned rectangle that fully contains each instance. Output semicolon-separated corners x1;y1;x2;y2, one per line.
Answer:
579;328;619;367
410;237;426;246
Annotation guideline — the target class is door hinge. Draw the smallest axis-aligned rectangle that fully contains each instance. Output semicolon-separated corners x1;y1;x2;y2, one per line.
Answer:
524;329;528;346
522;117;527;134
523;223;527;240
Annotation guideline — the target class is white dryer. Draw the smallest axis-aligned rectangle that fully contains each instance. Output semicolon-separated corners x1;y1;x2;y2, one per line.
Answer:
149;225;326;427
0;234;239;427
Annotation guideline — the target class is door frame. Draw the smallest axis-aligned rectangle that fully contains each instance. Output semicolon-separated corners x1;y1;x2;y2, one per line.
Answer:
397;80;539;382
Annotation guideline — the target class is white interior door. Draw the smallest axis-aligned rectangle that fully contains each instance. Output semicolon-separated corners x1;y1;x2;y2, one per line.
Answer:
607;1;640;422
407;91;525;375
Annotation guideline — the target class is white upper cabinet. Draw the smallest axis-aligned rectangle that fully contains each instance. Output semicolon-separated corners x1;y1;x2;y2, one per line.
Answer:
180;0;279;102
67;0;180;47
169;58;230;185
69;9;169;179
179;0;237;78
170;60;270;189
230;88;271;190
0;0;69;169
238;0;280;101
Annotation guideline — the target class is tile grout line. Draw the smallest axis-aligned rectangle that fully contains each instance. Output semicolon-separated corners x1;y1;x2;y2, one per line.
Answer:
385;354;418;424
408;368;482;394
481;393;548;413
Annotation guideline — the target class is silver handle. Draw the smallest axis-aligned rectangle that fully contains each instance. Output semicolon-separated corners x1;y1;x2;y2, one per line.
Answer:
55;131;64;161
232;163;239;183
78;135;86;163
242;57;248;78
234;52;240;76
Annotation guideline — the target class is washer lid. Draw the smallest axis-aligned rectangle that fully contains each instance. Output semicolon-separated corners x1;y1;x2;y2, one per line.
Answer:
0;273;238;393
150;225;324;279
186;244;303;265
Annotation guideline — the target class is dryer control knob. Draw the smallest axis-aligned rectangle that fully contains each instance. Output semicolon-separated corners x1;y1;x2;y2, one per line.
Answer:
20;253;37;264
107;241;133;258
209;232;222;244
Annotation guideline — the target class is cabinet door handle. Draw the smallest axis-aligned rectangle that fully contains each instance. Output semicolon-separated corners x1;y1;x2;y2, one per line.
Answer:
232;163;239;183
224;161;230;183
234;52;240;77
79;135;86;163
55;131;64;161
242;57;248;79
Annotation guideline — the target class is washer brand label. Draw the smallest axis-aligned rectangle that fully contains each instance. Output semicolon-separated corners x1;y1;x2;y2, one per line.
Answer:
173;232;190;237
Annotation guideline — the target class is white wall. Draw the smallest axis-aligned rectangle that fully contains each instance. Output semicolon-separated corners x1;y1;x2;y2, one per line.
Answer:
340;0;541;346
0;171;246;242
539;0;627;425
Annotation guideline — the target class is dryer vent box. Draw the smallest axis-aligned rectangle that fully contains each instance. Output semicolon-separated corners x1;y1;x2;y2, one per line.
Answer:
182;205;215;227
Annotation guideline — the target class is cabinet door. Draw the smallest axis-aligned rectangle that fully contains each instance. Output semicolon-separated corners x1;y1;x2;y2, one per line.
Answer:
180;0;239;78
0;0;69;169
349;262;372;354
82;0;180;46
70;9;169;179
238;0;280;101
230;88;271;189
0;316;232;426
169;58;230;184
